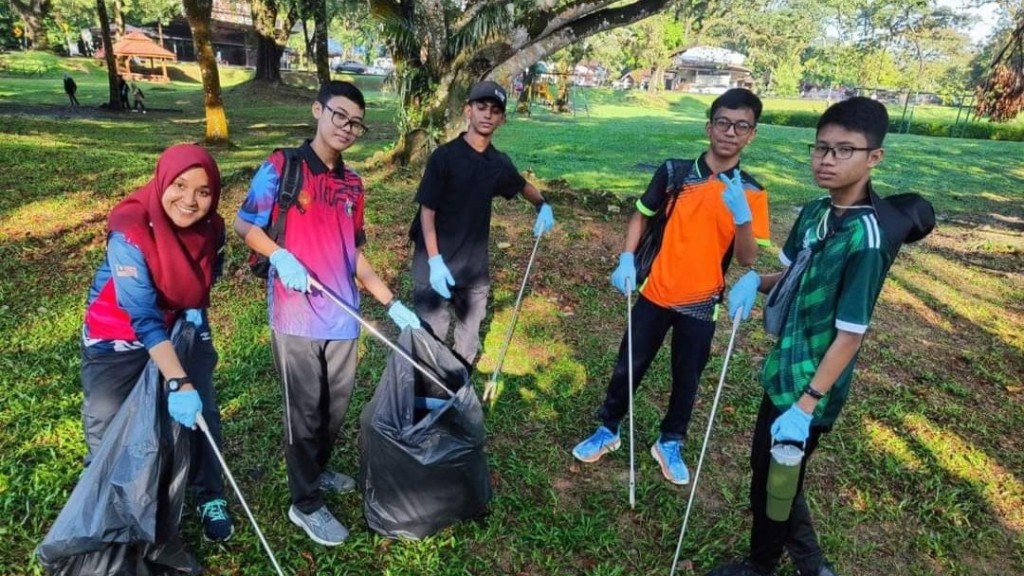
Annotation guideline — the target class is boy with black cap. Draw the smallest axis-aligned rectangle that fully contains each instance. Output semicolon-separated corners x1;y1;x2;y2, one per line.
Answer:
409;80;555;365
709;96;935;576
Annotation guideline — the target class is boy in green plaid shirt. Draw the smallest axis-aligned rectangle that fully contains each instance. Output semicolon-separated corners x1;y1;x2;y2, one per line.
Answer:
707;97;935;576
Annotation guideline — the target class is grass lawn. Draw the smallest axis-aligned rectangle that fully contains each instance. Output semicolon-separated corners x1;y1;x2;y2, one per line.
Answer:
1;56;1022;576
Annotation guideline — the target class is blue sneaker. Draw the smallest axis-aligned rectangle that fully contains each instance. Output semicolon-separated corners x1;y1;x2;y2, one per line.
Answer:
572;426;621;463
651;439;690;485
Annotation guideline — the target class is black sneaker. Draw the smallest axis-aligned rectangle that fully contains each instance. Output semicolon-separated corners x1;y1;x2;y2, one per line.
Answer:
197;498;234;542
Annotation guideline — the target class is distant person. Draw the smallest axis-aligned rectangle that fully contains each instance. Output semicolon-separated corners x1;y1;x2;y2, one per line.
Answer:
570;88;769;485
118;75;130;110
408;80;555;366
132;83;146;114
63;73;79;107
234;80;420;546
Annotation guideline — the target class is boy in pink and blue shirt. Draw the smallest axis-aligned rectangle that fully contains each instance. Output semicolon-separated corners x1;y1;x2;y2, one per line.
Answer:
234;81;420;547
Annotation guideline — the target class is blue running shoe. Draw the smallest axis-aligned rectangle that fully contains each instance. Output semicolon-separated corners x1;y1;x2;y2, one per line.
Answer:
651;439;690;485
572;426;621;463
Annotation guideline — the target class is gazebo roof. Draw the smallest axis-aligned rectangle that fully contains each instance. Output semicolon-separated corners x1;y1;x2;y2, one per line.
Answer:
113;31;176;60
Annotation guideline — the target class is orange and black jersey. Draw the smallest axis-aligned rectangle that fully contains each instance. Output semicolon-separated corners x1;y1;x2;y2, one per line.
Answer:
637;154;770;316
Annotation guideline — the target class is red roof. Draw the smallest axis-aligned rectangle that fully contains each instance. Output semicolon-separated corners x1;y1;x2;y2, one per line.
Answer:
112;31;176;60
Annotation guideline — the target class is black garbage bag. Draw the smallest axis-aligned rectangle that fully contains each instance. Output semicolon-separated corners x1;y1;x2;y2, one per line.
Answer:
37;321;201;575
359;328;491;540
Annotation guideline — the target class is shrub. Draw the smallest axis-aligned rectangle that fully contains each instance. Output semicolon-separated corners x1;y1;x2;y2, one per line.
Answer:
759;109;1024;142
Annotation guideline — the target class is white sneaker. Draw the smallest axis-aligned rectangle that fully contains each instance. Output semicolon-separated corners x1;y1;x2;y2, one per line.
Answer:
288;505;348;546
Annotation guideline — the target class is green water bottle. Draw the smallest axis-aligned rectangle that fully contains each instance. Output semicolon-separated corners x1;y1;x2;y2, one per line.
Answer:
766;441;804;522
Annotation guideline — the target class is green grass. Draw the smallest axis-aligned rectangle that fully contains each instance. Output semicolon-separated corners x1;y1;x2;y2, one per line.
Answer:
1;55;1022;575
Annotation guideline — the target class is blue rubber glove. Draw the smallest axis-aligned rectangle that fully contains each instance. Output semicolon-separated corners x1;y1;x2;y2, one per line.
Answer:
428;254;455;299
270;249;309;293
534;203;555;237
728;270;760;320
771;404;813;443
610;252;636;295
168;389;202;429
387;300;421;330
719;171;752;225
184;309;203;326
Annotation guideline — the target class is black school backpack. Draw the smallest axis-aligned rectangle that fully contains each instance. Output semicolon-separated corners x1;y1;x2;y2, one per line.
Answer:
248;148;304;278
634;158;694;286
761;190;935;336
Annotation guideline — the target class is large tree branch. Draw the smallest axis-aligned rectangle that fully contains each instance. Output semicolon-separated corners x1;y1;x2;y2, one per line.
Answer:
491;0;672;81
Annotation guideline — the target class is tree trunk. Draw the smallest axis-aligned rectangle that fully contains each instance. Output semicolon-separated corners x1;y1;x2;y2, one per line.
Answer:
254;36;285;83
183;0;229;143
313;0;331;86
113;0;125;41
251;0;295;84
377;0;673;165
96;0;119;109
10;0;51;50
300;18;311;69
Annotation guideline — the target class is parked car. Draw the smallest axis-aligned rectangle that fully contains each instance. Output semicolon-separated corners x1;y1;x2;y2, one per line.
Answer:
334;60;367;74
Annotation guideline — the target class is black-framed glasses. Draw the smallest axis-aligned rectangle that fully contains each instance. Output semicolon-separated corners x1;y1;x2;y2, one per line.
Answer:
808;144;875;160
711;117;756;136
322;104;368;136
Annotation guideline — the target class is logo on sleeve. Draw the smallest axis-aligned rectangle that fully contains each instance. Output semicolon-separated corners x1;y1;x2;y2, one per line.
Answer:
115;264;138;278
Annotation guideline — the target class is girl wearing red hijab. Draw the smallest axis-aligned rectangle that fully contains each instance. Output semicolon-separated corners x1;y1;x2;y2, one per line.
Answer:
80;144;234;542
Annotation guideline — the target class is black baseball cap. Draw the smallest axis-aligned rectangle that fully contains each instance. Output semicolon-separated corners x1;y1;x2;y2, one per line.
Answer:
467;81;507;112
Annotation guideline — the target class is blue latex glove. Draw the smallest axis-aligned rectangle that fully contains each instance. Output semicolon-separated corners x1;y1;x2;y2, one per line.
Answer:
387;300;421;330
534;203;555;237
168;389;202;429
771;404;813;443
728;270;760;320
719;172;752;225
428;254;455;299
184;309;203;326
610;252;636;295
270;249;309;293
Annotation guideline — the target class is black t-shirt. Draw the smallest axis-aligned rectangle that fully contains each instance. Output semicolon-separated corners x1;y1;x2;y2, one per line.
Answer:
410;134;526;286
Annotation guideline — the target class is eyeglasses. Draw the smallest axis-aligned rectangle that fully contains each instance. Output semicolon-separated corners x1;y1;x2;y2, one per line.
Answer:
808;144;875;160
711;117;756;136
322;104;368;136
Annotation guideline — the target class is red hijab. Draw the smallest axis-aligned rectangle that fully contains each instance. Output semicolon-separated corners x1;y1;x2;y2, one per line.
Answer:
106;144;224;310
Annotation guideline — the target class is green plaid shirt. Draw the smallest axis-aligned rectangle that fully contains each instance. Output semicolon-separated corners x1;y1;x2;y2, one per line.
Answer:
762;195;893;426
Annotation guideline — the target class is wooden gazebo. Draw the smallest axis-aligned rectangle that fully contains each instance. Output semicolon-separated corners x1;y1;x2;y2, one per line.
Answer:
112;31;177;83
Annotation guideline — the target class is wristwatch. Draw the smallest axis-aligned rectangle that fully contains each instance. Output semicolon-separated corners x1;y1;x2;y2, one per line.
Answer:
167;376;192;392
802;385;825;400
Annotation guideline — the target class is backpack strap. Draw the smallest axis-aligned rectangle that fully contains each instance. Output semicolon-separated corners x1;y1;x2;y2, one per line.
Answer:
266;148;304;246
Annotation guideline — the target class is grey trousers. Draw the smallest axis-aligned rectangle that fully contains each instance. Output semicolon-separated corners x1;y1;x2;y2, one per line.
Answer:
412;282;490;365
270;331;357;514
79;332;226;503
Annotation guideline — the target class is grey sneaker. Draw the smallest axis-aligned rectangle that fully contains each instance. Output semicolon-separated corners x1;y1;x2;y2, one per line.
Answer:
319;470;356;493
288;505;348;546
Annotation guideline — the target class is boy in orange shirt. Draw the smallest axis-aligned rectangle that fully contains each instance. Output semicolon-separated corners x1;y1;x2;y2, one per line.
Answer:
572;89;770;485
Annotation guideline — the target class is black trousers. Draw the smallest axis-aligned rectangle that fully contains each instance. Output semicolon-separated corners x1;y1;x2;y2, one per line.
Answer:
748;394;828;574
271;331;357;514
80;331;226;504
597;294;715;442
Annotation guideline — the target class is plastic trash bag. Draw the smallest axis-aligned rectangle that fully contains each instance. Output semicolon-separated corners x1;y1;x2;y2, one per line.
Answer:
359;329;491;540
37;321;200;575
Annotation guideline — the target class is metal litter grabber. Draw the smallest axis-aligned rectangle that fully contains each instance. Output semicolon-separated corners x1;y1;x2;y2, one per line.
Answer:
195;414;285;576
482;231;544;404
308;277;455;398
626;277;636;510
669;310;743;576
